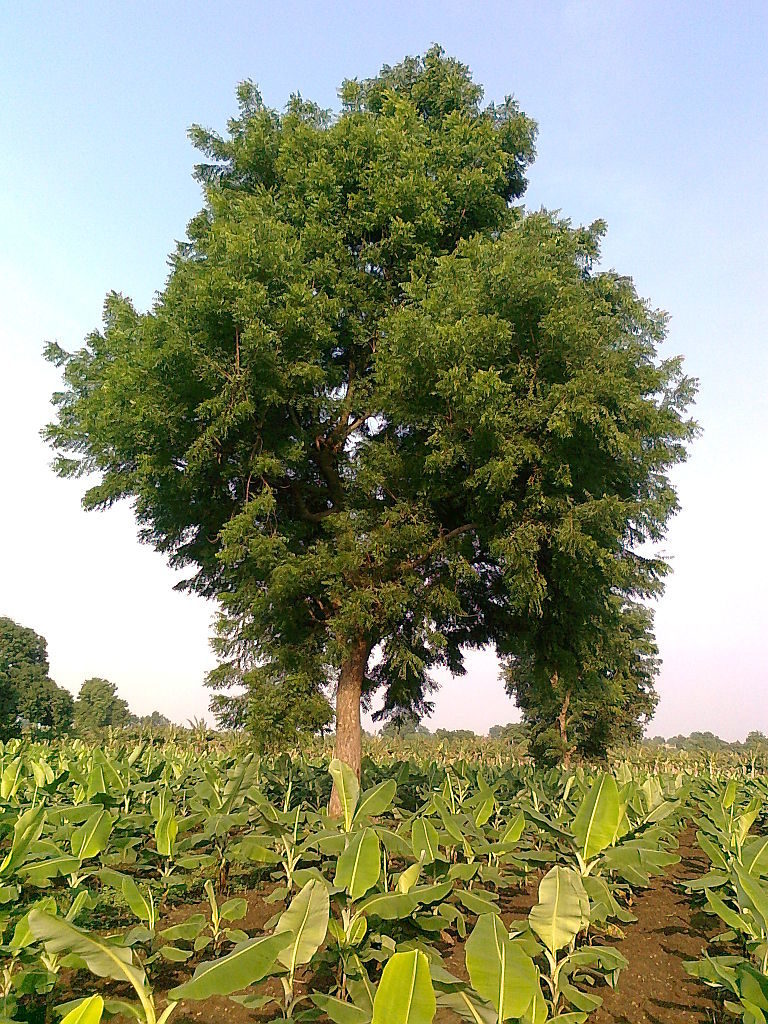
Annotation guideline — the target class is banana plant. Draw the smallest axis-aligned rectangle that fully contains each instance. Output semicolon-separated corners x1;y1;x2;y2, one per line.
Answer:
685;954;768;1024
0;805;46;901
526;864;627;1017
464;912;540;1022
27;909;178;1024
172;877;329;1019
314;949;436;1024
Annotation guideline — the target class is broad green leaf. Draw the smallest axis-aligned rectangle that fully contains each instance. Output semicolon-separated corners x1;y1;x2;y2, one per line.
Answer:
60;996;104;1024
155;808;178;858
229;994;273;1010
335;828;381;900
160;915;206;942
0;758;23;799
12;900;56;950
735;800;763;847
346;951;377;1013
410;881;453;905
520;979;549;1024
733;863;768;935
233;838;281;863
501;811;526;845
99;869;152;923
0;805;46;876
572;774;620;862
220;897;248;921
432;795;465;844
736;962;768;1011
743;836;768;876
0;882;18;903
357;890;418;920
66;889;93;923
466;914;538;1020
683;952;741;989
601;842;679;887
159;945;192;963
646;799;680;824
412;818;440;865
397;858;423;894
71;810;113;860
436;991;496;1023
347;916;367;946
168;932;291;999
329;759;360;831
528;866;589;954
565;945;628;971
312;993;371;1024
475;797;495;828
705;889;752;936
457;888;500;916
20;854;82;883
28;910;151;1014
275;878;329;970
375;827;413;858
354;779;397;821
697;831;727;870
723;779;738;809
372;950;435;1024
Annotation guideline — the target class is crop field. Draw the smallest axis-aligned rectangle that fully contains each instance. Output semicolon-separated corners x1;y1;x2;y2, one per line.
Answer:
2;737;767;1024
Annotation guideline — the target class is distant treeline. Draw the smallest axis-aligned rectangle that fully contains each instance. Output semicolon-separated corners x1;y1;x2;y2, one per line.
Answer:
1;616;173;741
376;716;768;754
643;730;768;752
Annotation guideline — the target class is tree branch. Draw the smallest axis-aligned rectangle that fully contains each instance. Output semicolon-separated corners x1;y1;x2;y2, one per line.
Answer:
402;523;478;573
290;481;336;523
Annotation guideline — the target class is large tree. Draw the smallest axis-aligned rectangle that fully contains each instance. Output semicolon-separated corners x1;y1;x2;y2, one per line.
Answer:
0;617;74;738
44;47;694;799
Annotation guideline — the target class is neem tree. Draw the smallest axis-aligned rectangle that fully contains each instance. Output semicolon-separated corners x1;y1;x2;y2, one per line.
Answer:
0;617;74;738
45;48;695;799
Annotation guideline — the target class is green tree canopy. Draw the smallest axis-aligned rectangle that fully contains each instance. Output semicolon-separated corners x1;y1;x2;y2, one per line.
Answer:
73;678;132;734
0;617;74;738
137;710;173;729
505;600;661;763
210;669;333;751
44;46;695;791
379;711;430;739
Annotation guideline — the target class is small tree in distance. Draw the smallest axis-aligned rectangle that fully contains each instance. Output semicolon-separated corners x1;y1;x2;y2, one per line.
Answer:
73;678;132;735
379;711;430;739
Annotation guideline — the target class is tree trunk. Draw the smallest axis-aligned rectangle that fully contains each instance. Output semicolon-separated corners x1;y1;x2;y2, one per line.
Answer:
329;637;369;818
557;688;573;768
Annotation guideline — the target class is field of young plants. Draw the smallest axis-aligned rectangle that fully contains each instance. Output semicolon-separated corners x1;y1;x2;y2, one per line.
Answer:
2;736;767;1024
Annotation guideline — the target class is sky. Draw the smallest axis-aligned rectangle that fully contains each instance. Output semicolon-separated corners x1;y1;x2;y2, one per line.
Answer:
1;1;766;739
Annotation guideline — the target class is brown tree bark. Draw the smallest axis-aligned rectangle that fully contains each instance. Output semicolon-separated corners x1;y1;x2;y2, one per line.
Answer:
557;688;573;768
329;636;370;818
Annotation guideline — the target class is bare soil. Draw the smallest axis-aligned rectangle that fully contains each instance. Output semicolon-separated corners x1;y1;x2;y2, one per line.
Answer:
590;827;723;1024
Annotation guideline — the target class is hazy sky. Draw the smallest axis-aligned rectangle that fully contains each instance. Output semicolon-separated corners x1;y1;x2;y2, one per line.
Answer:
1;2;766;738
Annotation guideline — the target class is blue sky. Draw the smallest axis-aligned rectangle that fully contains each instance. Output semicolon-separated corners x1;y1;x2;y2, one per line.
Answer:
1;1;766;736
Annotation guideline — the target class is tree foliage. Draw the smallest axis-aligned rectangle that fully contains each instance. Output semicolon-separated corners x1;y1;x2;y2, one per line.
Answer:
73;678;132;735
379;711;430;739
507;602;661;763
207;663;332;751
136;710;173;729
44;46;695;767
0;617;74;738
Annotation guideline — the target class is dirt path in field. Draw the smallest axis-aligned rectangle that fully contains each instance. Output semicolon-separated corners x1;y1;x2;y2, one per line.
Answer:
590;826;722;1024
